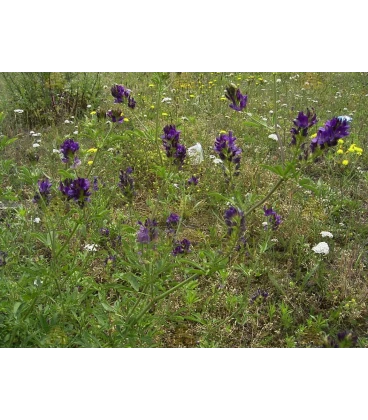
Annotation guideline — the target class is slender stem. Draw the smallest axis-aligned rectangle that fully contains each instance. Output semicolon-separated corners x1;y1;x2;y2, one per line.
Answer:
126;274;198;328
244;177;285;218
54;219;81;260
86;124;112;179
154;83;164;166
273;73;285;166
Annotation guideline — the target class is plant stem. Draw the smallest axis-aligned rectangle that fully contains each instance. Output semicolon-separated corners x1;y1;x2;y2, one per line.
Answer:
126;273;198;328
244;177;285;218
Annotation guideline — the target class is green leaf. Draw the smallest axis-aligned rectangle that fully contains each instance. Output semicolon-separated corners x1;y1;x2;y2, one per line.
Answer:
101;302;115;312
298;178;319;194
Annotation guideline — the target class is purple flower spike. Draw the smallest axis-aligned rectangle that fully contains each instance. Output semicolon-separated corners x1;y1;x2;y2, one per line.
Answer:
136;218;158;244
118;167;135;202
161;125;186;168
214;131;242;176
111;84;131;103
34;179;52;204
224;206;246;236
310;117;350;153
225;85;248;112
188;176;198;185
263;205;282;230
172;239;191;256
128;96;136;109
60;138;80;163
59;177;91;208
290;108;317;145
106;109;124;123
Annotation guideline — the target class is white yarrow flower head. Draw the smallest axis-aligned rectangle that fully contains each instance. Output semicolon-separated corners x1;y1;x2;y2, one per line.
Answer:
34;217;41;223
32;143;40;148
84;244;98;252
14;109;24;114
320;231;333;238
312;242;329;255
161;97;172;103
268;134;278;141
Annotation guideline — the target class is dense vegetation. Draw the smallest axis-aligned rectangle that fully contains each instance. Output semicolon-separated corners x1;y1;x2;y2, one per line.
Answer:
1;72;367;347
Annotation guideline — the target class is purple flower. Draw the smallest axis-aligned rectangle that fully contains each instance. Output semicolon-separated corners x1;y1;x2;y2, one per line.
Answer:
118;167;135;202
0;251;7;267
128;96;136;109
136;218;158;244
166;213;180;232
111;84;131;103
93;176;99;191
263;205;282;230
161;125;186;168
225;85;248;111
290;109;317;145
34;179;52;204
161;125;181;157
59;177;91;208
100;227;110;236
60;138;80;164
224;206;246;236
174;144;187;167
214;131;242;176
172;239;191;256
104;255;116;266
106;109;124;123
250;289;269;303
310;117;350;153
188;176;198;186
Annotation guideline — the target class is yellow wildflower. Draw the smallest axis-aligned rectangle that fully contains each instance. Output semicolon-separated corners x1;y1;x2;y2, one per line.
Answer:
310;133;317;139
336;149;344;155
162;112;168;116
87;148;98;153
90;111;96;115
338;139;344;145
150;105;155;109
123;118;129;122
342;160;349;166
87;160;94;165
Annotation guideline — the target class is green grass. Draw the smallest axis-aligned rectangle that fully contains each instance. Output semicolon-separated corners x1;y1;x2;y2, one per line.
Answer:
1;72;368;348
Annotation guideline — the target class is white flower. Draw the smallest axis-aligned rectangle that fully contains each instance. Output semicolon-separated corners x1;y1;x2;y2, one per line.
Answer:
53;148;61;154
84;244;98;252
213;158;223;165
30;131;35;135
276;79;281;83
268;134;278;141
337;115;352;123
320;231;333;238
64;119;71;124
87;104;92;108
312;242;329;255
32;143;40;148
14;109;24;114
34;279;43;287
73;131;78;135
187;142;204;165
262;222;268;227
34;217;41;223
107;148;115;152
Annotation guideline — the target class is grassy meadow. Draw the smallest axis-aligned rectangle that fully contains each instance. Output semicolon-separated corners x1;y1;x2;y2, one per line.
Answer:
1;72;368;348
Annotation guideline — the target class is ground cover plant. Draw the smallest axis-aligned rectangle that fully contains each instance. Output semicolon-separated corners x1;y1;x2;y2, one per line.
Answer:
1;72;368;348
